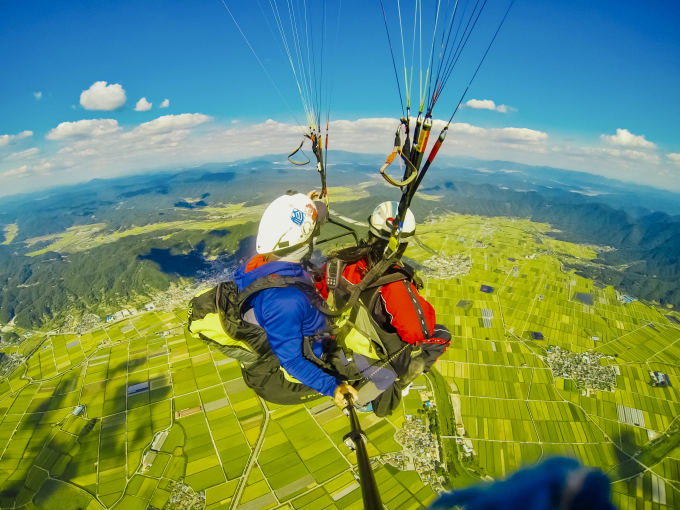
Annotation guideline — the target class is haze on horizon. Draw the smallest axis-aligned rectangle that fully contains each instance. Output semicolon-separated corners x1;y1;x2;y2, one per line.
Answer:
1;0;679;198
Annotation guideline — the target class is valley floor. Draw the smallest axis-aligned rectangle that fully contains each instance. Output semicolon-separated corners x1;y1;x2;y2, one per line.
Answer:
0;213;679;510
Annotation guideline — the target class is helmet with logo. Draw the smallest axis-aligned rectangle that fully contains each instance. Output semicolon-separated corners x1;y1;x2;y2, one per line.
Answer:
256;193;324;254
368;201;416;242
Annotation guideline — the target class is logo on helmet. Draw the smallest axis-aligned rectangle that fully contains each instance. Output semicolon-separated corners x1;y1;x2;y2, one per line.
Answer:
291;209;304;226
305;203;317;221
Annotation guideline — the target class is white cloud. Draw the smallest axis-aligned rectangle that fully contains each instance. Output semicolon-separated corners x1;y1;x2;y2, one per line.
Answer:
34;116;543;186
604;148;659;164
668;153;680;166
1;165;29;178
6;115;680;197
447;122;487;135
126;113;210;136
467;99;497;110
74;148;98;157
496;104;517;113
565;146;660;165
80;81;126;111
134;98;153;111
34;113;212;182
160;99;170;108
34;92;42;100
5;148;39;161
492;127;548;143
601;128;656;149
1;160;52;180
46;119;121;140
466;99;516;113
0;130;33;146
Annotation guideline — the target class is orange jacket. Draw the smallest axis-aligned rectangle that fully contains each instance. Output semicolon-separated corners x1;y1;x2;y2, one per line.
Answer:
319;259;446;345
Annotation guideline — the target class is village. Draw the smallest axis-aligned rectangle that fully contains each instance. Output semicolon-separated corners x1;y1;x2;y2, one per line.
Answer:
382;389;448;493
546;345;617;391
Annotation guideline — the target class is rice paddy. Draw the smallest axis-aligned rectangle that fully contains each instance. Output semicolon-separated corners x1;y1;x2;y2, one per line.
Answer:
1;212;679;509
404;213;680;508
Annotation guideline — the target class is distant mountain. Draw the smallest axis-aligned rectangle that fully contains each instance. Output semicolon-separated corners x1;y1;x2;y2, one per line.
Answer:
1;153;679;329
389;180;680;307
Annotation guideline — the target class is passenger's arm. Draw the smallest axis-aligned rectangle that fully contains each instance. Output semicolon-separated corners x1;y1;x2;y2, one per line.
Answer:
259;287;339;397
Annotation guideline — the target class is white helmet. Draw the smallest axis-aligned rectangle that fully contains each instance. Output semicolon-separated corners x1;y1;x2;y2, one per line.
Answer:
368;201;416;241
256;193;320;254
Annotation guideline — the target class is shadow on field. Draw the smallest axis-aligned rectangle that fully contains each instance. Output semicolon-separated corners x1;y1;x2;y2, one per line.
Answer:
33;478;92;510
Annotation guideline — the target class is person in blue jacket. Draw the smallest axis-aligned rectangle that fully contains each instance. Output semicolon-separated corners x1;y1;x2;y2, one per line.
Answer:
234;191;358;408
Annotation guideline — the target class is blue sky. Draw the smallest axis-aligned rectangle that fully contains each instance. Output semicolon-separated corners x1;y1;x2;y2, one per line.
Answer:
1;0;679;196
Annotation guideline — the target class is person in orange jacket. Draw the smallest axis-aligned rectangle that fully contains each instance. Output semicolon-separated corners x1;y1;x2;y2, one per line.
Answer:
318;201;451;415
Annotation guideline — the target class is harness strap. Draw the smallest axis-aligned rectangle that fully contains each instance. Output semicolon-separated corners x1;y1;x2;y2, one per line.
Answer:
236;257;411;322
288;136;311;166
319;254;400;317
401;280;431;340
323;255;411;317
367;271;410;289
380;147;418;187
237;274;339;317
237;275;312;308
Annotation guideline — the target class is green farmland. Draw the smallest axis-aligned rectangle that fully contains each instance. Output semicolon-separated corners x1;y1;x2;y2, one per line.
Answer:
0;212;679;509
405;213;680;509
0;305;436;510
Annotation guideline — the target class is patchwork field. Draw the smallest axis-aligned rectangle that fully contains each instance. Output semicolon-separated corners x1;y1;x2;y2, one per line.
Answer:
0;211;679;509
405;213;680;509
0;306;435;510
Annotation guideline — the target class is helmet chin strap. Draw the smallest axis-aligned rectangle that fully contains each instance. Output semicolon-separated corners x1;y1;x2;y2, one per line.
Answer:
274;241;313;262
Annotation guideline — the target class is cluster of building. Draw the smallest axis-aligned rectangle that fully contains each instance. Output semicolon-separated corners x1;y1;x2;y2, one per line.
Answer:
106;308;139;322
175;406;202;420
422;254;473;280
650;371;672;388
141;430;169;474
75;313;103;333
390;413;441;482
0;352;24;378
105;303;159;323
158;480;206;510
546;345;617;391
455;435;476;458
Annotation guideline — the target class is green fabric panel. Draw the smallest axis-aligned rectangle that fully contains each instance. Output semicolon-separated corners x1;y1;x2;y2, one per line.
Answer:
189;313;252;352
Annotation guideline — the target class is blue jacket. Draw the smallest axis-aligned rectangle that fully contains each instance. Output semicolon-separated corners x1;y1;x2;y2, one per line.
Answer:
430;457;616;510
234;258;339;397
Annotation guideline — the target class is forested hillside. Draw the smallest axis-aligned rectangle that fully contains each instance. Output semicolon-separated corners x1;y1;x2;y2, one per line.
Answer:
1;154;678;331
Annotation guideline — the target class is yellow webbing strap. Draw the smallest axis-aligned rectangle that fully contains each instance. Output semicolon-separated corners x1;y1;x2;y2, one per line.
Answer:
288;136;311;166
380;147;417;187
380;122;418;187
